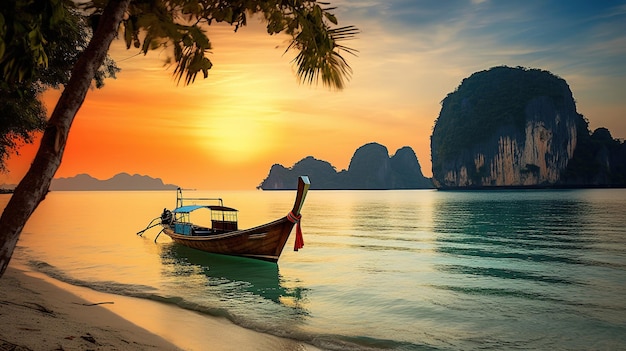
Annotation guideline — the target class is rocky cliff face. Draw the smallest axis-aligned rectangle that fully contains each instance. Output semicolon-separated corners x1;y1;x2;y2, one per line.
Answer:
390;146;433;189
561;127;626;186
258;143;433;190
260;157;338;190
343;143;392;189
431;66;583;188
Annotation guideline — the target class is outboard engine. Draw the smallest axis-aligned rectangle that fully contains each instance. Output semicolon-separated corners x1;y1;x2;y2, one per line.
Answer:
160;208;173;224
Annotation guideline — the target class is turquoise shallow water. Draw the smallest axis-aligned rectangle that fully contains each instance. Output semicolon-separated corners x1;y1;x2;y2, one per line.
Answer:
3;189;626;350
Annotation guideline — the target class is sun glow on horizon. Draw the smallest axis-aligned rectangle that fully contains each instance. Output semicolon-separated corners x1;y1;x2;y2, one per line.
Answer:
2;2;624;190
197;112;278;164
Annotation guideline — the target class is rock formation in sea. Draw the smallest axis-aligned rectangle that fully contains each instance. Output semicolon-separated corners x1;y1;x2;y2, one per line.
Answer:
50;173;178;191
258;142;433;190
430;65;626;189
560;127;626;186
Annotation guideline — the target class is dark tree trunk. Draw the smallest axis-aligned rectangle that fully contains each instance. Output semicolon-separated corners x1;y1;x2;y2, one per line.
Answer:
0;0;131;277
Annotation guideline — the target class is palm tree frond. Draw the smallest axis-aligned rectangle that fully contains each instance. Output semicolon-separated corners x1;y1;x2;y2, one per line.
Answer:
288;19;359;90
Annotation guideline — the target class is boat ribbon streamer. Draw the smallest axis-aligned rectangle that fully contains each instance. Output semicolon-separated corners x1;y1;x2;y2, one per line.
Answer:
287;211;304;251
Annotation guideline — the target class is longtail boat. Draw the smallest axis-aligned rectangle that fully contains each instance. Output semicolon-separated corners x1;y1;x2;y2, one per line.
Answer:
138;176;310;262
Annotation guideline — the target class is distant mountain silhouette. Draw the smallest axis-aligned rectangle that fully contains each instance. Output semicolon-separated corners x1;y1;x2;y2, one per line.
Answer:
50;173;178;191
259;142;434;190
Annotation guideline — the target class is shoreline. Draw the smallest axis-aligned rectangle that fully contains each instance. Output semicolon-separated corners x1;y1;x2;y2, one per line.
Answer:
0;263;321;351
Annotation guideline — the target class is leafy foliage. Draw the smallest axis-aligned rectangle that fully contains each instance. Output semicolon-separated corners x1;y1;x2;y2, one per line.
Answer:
0;0;357;172
284;5;358;89
0;0;65;85
82;0;358;87
0;0;358;278
0;0;119;172
0;87;46;173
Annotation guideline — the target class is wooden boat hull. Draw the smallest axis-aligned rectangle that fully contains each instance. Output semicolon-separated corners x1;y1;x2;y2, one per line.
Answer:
160;176;310;262
163;217;296;262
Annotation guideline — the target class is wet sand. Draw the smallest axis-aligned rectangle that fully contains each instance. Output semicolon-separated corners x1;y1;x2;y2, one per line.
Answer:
0;264;319;350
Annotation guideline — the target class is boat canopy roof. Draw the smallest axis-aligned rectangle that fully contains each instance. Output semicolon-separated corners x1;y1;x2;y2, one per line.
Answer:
172;205;238;213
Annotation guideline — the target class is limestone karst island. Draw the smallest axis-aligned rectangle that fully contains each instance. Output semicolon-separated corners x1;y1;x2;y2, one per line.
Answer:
259;143;434;190
430;66;625;189
261;66;625;190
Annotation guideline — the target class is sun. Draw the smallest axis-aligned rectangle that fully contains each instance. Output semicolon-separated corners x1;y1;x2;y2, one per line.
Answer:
196;112;276;164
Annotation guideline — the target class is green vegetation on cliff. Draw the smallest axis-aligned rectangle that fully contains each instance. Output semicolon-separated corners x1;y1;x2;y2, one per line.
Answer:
431;65;626;188
561;126;626;185
431;66;572;173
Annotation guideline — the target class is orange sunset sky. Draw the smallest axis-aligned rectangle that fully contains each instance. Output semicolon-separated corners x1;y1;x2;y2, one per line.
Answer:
2;1;625;190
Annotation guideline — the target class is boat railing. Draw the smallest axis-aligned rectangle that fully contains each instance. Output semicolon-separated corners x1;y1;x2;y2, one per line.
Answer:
176;187;224;208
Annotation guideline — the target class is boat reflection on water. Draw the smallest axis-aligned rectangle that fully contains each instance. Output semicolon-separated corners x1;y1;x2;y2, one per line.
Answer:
160;243;305;305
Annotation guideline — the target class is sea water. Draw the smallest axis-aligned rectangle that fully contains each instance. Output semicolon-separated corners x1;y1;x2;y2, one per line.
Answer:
2;189;625;350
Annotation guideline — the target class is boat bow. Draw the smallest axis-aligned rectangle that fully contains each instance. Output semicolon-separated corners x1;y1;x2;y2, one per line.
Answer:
138;176;311;262
287;176;310;251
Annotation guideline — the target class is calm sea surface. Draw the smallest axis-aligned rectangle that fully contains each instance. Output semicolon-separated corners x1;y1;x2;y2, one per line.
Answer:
2;189;626;350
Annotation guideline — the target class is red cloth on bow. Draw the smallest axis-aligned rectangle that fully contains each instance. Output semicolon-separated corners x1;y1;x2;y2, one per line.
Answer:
287;211;304;251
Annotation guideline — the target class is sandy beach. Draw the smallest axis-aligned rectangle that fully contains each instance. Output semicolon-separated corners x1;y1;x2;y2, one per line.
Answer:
0;264;319;351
